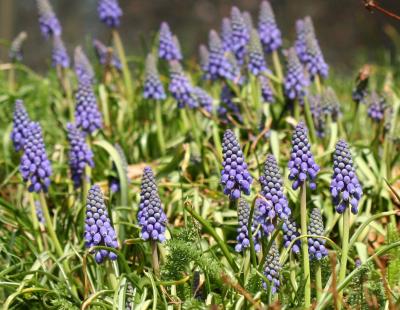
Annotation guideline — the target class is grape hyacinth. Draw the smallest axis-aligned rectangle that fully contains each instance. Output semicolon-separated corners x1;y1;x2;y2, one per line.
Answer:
309;94;325;138
19;122;52;193
93;39;122;70
198;44;210;79
52;35;70;68
158;22;182;61
303;33;329;80
367;92;385;122
36;0;62;39
321;87;341;121
143;54;166;101
109;144;129;193
74;47;95;84
259;154;291;219
258;1;282;53
11;100;31;152
308;208;328;260
9;32;27;63
260;75;274;103
66;123;94;188
207;30;236;81
220;129;252;199
221;17;232;51
75;81;103;134
35;201;45;224
284;48;308;102
255;197;275;235
263;242;281;294
193;87;213;113
218;85;242;124
137;167;167;242
235;198;261;252
295;17;314;63
230;6;250;64
282;218;301;254
84;185;118;263
331;140;363;214
242;11;254;35
168;62;198;109
97;0;122;28
288;122;320;190
247;29;268;76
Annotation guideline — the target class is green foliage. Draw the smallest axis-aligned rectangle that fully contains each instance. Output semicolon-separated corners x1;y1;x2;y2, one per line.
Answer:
387;223;400;289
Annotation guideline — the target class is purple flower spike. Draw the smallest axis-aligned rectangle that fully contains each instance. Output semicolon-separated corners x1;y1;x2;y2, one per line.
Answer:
282;218;301;254
263;242;281;294
84;185;118;263
330;140;363;214
20;122;52;193
258;1;282;53
259;75;275;104
109;144;129;193
66;123;94;188
248;29;268;76
35;200;45;224
260;154;291;220
97;0;122;28
284;48;308;102
230;6;250;64
255;197;276;235
367;92;385;122
168;61;198;109
303;33;329;80
220;129;252;200
221;18;232;52
308;208;328;260
321;87;341;121
93;39;122;71
288;122;320;190
143;54;166;101
74;47;95;84
295;17;314;63
11;100;31;152
158;22;182;61
242;11;254;34
207;30;236;81
52;36;70;68
9;32;27;63
198;44;210;80
75;81;103;135
235;198;261;252
309;94;325;138
218;85;243;124
36;0;62;39
193;87;213;113
137;167;167;242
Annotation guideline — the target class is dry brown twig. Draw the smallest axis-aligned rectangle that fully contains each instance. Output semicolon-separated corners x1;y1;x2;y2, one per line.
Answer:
363;0;400;21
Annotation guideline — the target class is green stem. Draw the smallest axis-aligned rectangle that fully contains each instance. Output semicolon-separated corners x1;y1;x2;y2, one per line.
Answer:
151;241;160;277
315;75;322;94
184;203;239;273
28;193;43;253
338;207;350;309
247;198;257;268
350;102;360;140
300;182;311;308
39;192;64;258
155;100;166;155
272;50;283;81
294;100;300;121
9;65;15;92
289;255;298;298
316;263;322;301
112;30;133;103
99;84;111;131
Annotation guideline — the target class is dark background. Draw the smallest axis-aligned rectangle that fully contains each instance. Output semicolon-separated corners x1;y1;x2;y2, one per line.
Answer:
1;0;399;72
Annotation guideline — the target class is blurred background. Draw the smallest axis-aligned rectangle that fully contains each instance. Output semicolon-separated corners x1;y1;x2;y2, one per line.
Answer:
0;0;399;72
